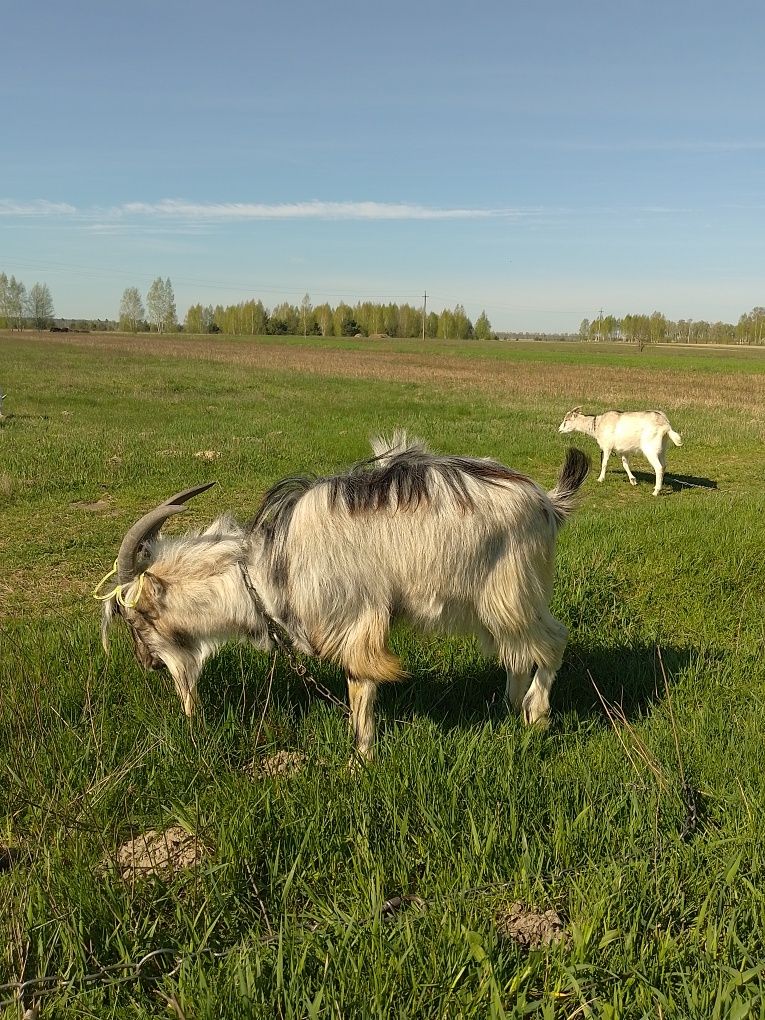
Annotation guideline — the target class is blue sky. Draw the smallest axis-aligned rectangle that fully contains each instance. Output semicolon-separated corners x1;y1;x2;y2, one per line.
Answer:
2;0;763;331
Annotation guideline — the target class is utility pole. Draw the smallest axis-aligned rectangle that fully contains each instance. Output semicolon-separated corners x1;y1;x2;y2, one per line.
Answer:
596;308;603;343
422;291;427;341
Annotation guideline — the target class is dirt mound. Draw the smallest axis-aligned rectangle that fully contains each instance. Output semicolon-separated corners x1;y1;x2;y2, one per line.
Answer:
113;826;206;881
495;901;568;949
254;750;306;777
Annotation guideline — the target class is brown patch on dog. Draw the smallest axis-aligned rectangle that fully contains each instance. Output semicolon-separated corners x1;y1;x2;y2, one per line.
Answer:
112;826;206;881
495;901;569;949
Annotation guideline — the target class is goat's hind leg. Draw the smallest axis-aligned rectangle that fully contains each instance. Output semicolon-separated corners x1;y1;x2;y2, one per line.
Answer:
643;444;665;496
522;613;568;727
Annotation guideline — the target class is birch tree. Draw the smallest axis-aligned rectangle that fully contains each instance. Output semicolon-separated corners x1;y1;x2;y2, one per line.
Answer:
27;283;54;329
146;277;176;333
119;287;145;332
5;276;27;330
474;310;492;340
300;293;312;338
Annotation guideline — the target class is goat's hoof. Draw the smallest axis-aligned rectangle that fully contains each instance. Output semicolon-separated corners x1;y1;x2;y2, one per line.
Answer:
522;703;551;728
629;478;638;486
348;751;374;771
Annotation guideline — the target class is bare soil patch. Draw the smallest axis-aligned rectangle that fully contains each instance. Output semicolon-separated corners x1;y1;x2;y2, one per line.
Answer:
112;826;206;881
250;750;307;777
71;495;112;511
495;900;569;949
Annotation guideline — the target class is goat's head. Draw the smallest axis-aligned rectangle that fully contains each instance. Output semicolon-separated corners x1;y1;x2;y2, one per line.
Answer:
97;483;216;672
558;407;584;434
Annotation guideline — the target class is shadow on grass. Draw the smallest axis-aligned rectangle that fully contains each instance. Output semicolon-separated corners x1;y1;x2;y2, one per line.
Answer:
202;638;695;737
382;639;694;731
610;469;718;492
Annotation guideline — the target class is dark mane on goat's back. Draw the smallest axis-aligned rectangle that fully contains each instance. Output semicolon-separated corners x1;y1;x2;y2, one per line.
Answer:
327;448;531;515
248;475;316;583
249;447;532;583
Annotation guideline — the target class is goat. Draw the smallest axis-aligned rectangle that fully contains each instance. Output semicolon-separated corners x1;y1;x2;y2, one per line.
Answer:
97;433;589;758
558;409;682;496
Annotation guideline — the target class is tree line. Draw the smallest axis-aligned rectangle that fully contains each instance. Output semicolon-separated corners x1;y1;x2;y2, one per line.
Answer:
184;295;494;340
580;308;765;345
121;283;494;340
0;273;55;329
3;267;762;344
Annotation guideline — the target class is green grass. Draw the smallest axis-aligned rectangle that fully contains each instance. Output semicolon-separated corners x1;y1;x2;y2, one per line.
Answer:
1;331;765;1018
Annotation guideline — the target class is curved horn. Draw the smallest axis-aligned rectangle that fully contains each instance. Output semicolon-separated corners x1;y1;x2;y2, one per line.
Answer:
116;481;216;585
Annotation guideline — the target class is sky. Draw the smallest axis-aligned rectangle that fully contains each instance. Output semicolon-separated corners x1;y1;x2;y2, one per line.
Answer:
2;0;764;332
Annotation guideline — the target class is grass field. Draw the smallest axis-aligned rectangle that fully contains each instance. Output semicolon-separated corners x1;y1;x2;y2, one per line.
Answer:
1;330;765;1018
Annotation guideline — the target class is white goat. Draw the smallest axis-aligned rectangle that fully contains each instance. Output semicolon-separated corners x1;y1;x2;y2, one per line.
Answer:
98;433;589;758
558;409;682;496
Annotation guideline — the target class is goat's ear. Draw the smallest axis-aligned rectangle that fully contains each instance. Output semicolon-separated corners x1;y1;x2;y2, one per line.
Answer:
569;406;582;415
137;572;167;612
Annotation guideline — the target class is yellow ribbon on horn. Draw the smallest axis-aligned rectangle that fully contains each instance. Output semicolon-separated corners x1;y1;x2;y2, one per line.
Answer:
93;560;145;608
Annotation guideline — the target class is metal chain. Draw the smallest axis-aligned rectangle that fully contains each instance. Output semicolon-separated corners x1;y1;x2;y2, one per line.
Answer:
237;560;349;717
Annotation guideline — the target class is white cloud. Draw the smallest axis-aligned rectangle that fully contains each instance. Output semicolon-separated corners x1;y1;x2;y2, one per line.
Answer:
118;199;522;221
0;199;77;216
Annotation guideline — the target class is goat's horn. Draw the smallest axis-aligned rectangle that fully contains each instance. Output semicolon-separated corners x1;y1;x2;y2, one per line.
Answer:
116;481;216;585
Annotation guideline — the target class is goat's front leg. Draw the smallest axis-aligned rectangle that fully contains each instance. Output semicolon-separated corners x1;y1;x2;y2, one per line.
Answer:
597;447;611;482
621;455;637;486
347;677;378;760
505;667;533;712
164;647;206;717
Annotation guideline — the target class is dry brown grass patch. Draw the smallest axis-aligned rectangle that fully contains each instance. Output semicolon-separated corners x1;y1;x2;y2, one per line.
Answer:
24;331;765;414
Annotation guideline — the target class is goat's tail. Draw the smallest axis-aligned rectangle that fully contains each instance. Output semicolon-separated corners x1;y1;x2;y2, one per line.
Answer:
668;428;683;447
547;447;590;525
